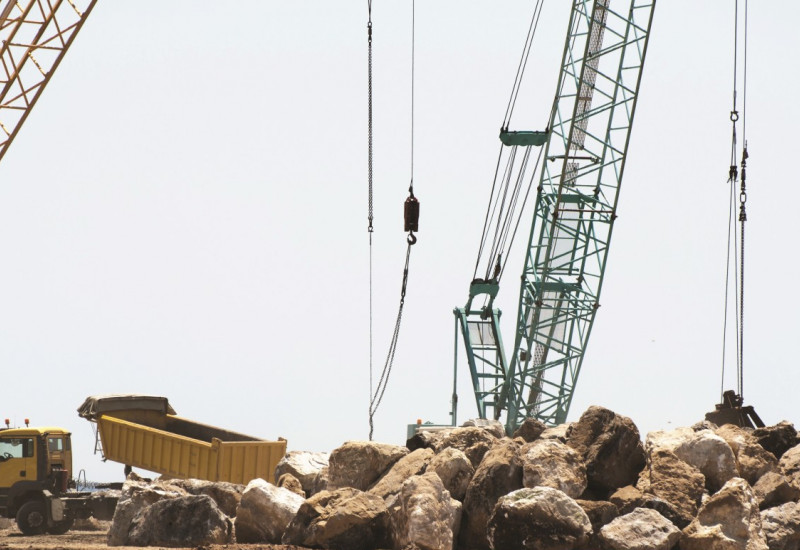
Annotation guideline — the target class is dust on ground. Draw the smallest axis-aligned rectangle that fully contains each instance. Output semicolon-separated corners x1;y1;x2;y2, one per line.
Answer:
0;523;308;550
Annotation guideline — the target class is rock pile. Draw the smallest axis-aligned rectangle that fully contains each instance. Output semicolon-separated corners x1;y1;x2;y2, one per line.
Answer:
106;405;800;550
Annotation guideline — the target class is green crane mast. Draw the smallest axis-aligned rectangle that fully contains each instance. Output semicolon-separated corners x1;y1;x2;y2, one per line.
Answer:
454;0;655;433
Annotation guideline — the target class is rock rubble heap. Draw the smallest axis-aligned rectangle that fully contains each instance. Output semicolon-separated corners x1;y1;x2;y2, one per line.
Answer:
107;405;800;550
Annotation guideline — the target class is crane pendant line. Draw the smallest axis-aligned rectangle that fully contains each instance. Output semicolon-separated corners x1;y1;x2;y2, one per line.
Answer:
455;0;655;432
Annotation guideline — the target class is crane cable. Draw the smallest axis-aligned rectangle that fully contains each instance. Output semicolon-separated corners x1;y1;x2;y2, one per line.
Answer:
367;0;375;437
368;0;419;440
474;0;545;283
720;0;749;401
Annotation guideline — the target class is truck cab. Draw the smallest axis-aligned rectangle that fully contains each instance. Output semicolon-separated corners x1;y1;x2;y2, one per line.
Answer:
0;425;74;534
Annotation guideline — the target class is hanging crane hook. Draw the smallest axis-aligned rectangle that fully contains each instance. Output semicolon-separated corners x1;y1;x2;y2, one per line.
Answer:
404;186;419;245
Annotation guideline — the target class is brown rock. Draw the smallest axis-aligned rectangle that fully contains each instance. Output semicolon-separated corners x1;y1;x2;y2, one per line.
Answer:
779;443;800;490
436;427;499;469
126;495;232;547
276;472;305;497
512;417;547;442
577;499;618;548
609;484;685;529
368;448;434;499
274;450;329;495
459;439;522;550
282;487;390;550
487;487;591;550
599;508;680;550
681;477;768;550
391;472;459;550
521;438;587;498
761;501;800;550
639;448;705;527
327;441;408;491
567;406;645;495
754;422;797;460
753;471;800;510
428;447;474;501
234;478;304;544
169;478;243;518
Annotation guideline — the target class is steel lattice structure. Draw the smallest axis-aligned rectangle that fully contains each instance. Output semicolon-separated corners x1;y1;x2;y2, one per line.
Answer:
455;0;655;432
0;0;97;165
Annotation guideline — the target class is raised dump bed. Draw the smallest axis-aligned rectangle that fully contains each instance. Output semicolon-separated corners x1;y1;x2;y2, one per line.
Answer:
78;395;286;485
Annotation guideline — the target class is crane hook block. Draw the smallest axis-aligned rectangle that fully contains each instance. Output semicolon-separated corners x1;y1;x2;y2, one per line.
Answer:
404;192;420;233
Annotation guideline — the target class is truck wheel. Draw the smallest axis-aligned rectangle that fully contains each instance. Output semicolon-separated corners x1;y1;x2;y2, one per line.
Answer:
16;500;46;535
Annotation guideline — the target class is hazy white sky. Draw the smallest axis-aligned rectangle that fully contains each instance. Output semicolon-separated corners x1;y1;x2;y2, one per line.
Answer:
1;1;798;482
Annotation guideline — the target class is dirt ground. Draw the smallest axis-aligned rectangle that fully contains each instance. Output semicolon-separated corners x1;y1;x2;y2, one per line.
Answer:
0;521;308;550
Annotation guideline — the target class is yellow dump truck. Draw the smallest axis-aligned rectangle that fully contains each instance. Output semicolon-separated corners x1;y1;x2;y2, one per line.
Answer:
77;395;286;485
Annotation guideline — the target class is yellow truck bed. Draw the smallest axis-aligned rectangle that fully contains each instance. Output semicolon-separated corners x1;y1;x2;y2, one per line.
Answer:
79;395;286;485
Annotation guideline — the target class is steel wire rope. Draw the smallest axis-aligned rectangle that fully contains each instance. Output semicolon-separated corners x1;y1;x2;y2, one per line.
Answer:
474;0;545;281
483;147;520;279
738;0;749;399
503;0;546;129
474;145;509;280
366;0;375;436
369;0;418;440
719;0;749;400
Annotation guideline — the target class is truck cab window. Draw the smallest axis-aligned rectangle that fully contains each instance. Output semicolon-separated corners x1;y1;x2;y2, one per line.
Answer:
0;437;34;460
48;437;64;452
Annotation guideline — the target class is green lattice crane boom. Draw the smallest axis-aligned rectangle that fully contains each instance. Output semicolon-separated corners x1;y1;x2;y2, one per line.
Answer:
455;0;655;433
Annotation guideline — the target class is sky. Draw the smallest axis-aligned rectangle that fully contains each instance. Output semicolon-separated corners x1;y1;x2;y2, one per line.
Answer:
0;1;798;482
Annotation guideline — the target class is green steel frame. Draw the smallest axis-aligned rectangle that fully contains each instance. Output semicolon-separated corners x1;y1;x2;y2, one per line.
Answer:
456;0;655;432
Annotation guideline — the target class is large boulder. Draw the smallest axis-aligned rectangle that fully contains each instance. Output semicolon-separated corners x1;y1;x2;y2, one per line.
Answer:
598;508;681;550
282;487;390;550
521;438;587;498
436;427;500;469
512;417;547;443
541;423;571;442
274;450;330;496
327;441;407;491
107;478;186;546
753;471;800;510
126;495;232;547
169;478;243;518
609;484;685;529
460;439;523;550
368;448;434;499
566;406;645;495
779;443;800;490
576;499;618;548
276;472;306;497
761;501;800;550
717;424;779;485
681;477;768;550
638;448;705;527
487;487;591;550
754;422;798;460
646;427;737;492
390;472;460;550
234;478;304;544
461;418;506;439
428;447;474;501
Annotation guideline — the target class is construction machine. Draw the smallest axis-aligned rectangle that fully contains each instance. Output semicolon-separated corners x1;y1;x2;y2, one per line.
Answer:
0;421;116;535
452;0;655;435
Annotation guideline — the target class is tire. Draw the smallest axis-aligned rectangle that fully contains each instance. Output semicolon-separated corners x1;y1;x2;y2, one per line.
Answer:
16;500;46;535
47;517;74;535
